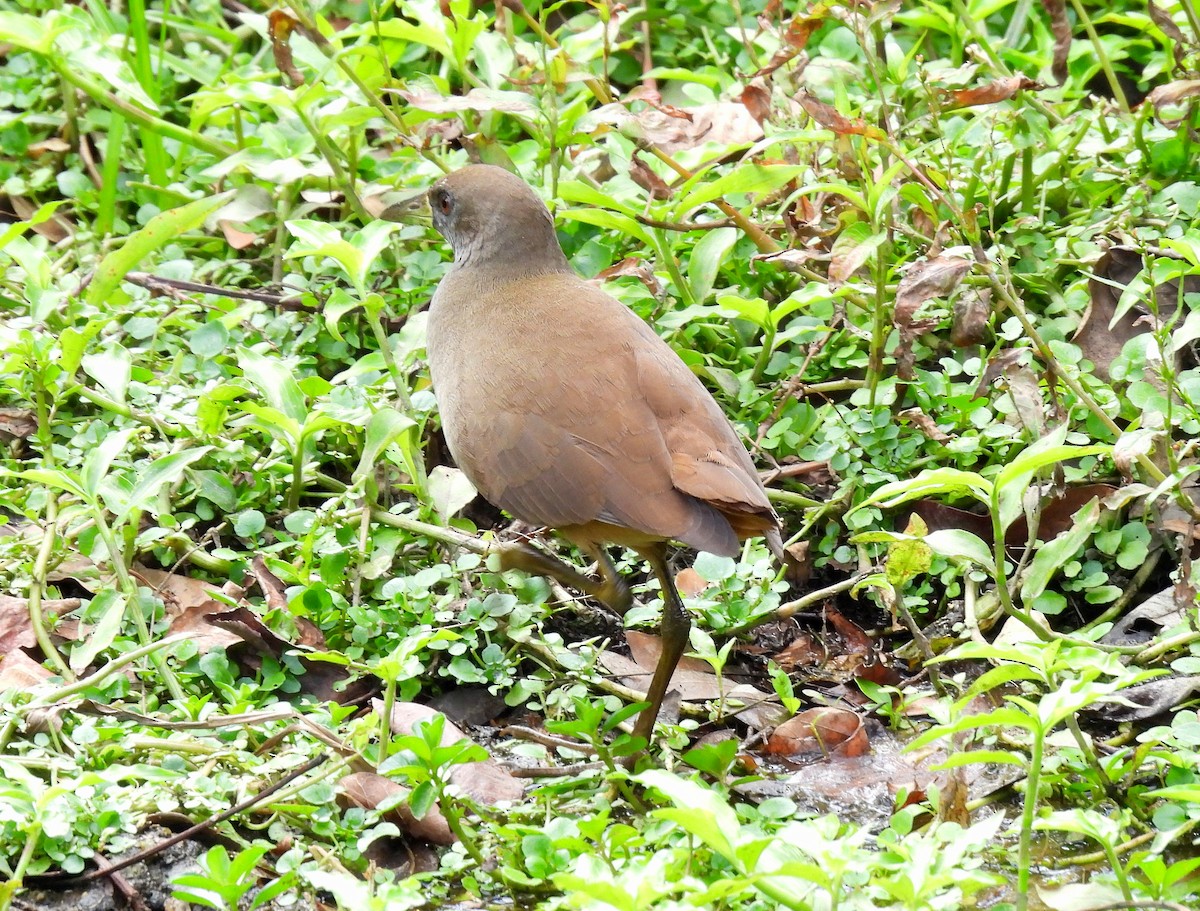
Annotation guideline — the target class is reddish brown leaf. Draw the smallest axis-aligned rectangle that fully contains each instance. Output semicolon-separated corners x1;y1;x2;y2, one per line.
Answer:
1148;3;1187;65
903;501;993;543
0;595;81;659
1075;245;1200;378
0;648;52;691
218;221;257;250
674;567;711;598
740;82;772;125
629;154;672;200
783;7;829;49
1039;0;1071;84
752;46;802;80
946;75;1041;108
766;707;868;757
1029;484;1120;541
267;11;305;88
338;771;455;844
795;91;885;138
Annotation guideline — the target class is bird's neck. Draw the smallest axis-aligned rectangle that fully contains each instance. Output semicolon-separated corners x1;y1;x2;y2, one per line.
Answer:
452;245;571;279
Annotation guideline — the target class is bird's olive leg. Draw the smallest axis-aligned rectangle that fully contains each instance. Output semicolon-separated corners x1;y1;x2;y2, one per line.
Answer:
631;542;690;745
494;540;631;614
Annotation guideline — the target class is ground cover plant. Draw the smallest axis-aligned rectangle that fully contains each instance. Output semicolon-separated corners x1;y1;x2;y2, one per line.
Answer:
1;0;1199;908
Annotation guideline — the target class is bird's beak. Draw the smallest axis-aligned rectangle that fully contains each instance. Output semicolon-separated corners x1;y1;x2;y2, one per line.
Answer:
376;189;431;226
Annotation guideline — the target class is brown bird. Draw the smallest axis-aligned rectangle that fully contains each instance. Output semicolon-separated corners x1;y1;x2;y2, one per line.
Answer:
423;164;783;745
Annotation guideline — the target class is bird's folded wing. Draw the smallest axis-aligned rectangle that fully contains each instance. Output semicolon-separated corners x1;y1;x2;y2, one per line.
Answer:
475;406;738;555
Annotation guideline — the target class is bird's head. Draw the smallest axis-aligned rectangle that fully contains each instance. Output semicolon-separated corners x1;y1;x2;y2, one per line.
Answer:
428;165;569;273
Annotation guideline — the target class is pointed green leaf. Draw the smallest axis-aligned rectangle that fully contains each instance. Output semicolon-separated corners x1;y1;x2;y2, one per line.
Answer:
81;428;138;495
677;164;806;212
237;347;307;423
354;408;418;484
81;344;132;404
87;192;234;308
118;447;213;522
1020;500;1101;605
688;227;738;303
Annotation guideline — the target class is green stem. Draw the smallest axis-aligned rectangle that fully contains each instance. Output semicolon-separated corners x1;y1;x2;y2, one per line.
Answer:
0;633;194;751
1015;727;1044;911
96;114;126;238
289;443;305;512
749;323;775;387
93;511;187;702
652;229;692;307
1067;0;1130;113
126;0;170;193
30;366;73;680
379;674;397;765
55;65;232;158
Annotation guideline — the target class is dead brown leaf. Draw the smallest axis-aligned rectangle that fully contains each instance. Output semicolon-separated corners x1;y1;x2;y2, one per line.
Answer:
795;91;885;138
218;220;257;250
634;102;764;152
27;137;70;157
766;707;868;757
396;87;537;115
338;771;455;844
601;633;782;726
629;154;672;199
377;701;524;806
249;555;291;615
4;195;72;242
1002;363;1047;438
1040;0;1071;84
674;567;711;598
894;255;971;325
1101;584;1189;647
770;630;824;671
1076;245;1200;379
1144;79;1200;127
267;10;305;88
1148;3;1187;66
0;648;53;691
0;407;38;440
740;81;772;125
898;408;949;442
945;75;1041;108
903;501;993;543
595;256;666;299
1082;676;1200;723
0;594;81;658
950;287;992;346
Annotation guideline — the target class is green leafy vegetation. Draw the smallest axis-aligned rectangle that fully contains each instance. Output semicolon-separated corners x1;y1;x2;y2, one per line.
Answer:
1;0;1199;909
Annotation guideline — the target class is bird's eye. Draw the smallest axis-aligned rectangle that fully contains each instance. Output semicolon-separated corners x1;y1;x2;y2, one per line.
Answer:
436;191;452;215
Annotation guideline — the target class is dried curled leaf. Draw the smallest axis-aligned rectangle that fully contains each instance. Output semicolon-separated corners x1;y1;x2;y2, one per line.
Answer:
944;75;1041;108
1144;80;1200;127
795;91;885;138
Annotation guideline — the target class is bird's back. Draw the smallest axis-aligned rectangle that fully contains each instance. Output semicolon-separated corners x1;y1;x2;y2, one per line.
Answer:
428;269;779;557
